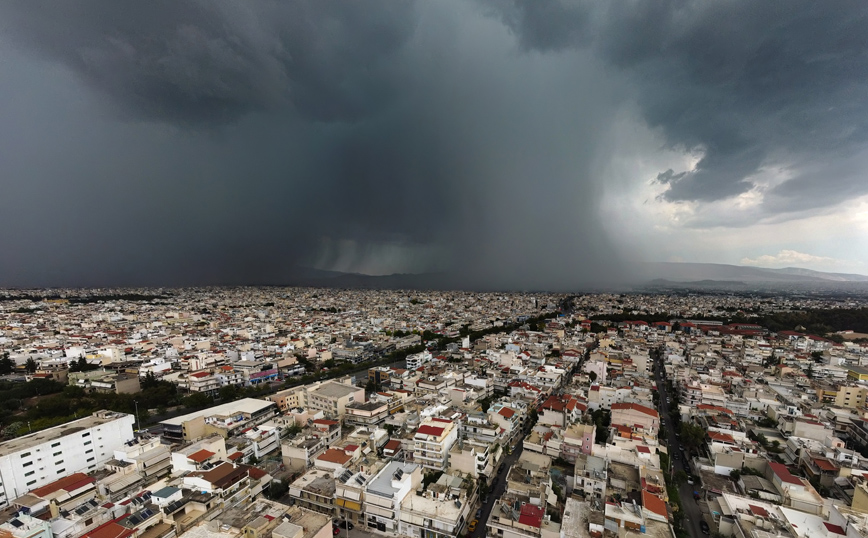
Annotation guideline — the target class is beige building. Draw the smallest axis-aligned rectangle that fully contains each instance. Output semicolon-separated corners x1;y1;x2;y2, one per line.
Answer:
306;381;364;418
160;398;278;443
835;385;868;409
266;386;307;412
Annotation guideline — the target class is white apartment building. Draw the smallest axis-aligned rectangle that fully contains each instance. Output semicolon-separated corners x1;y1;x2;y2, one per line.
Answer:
406;350;433;370
0;410;135;506
413;419;458;471
111;435;171;480
364;461;422;534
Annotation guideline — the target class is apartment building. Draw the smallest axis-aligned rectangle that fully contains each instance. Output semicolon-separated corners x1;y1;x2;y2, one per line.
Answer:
364;461;422;534
68;370;141;394
306;381;364;418
110;435;171;480
0;410;135;507
398;472;474;538
413;419;458;471
160;398;278;443
610;403;659;437
265;385;307;412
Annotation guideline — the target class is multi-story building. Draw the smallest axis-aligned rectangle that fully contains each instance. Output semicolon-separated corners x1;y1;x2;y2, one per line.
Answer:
68;370;141;394
265;385;307;412
398;472;474;538
288;468;337;517
110;435;171;480
364;461;422;534
413;419;458;471
306;381;364;418
448;438;495;478
186;370;221;394
160;398;278;444
0;410;134;506
610;403;659;437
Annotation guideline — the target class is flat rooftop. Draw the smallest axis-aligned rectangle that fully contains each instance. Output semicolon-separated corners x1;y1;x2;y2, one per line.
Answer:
310;381;359;399
368;461;418;498
0;411;130;457
161;398;276;426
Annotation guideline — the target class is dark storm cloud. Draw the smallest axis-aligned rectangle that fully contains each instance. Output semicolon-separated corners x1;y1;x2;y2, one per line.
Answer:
0;1;415;125
0;0;627;289
495;0;868;212
2;0;868;289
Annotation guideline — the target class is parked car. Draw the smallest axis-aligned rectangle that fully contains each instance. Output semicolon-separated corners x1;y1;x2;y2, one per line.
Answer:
476;509;483;519
700;521;710;535
335;520;353;530
468;520;478;532
693;491;701;500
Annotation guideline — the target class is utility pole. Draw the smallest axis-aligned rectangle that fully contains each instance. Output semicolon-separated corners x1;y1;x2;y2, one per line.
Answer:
134;400;141;433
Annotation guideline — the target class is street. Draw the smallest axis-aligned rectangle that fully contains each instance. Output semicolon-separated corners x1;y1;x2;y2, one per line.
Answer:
654;359;704;538
470;441;526;538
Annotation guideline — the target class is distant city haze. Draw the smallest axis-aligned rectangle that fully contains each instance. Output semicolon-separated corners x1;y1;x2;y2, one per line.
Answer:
1;2;868;288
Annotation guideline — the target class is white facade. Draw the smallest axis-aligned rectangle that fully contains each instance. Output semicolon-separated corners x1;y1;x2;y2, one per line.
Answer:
0;411;135;506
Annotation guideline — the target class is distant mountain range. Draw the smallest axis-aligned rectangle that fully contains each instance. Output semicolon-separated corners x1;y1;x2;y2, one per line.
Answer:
281;262;868;291
636;262;868;284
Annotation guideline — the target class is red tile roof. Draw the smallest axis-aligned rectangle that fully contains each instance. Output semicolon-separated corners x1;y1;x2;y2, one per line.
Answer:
825;523;847;536
642;490;668;517
31;473;95;497
188;449;215;463
611;402;659;418
749;505;769;517
83;521;135;538
708;432;736;444
417;425;445;437
518;504;544;528
318;448;352;465
228;452;244;461
813;457;837;472
498;407;516;418
769;462;802;485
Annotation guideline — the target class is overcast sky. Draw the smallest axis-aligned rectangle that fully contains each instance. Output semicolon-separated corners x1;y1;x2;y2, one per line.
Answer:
1;1;867;289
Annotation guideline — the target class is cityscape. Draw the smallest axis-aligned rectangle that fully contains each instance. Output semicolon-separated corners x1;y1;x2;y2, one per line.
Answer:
3;2;868;538
2;287;868;538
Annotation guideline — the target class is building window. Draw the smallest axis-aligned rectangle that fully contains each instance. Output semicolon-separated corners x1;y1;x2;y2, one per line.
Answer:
57;469;65;474
22;461;33;467
55;460;63;466
87;457;95;462
20;452;31;457
25;471;35;477
82;432;90;437
51;442;60;448
85;449;93;454
26;480;36;486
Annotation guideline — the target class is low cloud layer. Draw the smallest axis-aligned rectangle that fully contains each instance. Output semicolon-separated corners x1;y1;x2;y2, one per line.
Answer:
0;1;867;288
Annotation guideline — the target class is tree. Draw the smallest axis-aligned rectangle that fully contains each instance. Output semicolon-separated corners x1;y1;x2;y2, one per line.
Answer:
0;354;14;375
588;371;598;383
141;372;159;389
729;469;741;481
680;423;706;449
219;384;239;402
24;358;37;374
674;470;689;486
